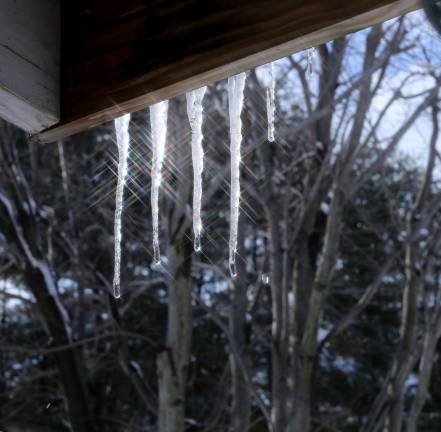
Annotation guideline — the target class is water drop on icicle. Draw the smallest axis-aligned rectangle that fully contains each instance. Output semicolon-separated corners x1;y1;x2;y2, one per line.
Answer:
229;260;237;279
228;72;246;278
186;86;207;252
266;62;276;142
150;101;169;265
261;273;270;285
112;113;131;298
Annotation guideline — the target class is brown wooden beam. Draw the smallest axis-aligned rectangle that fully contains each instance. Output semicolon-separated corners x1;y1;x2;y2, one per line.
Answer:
35;0;419;143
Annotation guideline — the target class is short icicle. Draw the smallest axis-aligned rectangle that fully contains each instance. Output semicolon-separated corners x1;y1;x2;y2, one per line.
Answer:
307;47;316;76
227;72;247;278
150;101;169;265
266;62;276;142
112;113;131;298
186;86;207;252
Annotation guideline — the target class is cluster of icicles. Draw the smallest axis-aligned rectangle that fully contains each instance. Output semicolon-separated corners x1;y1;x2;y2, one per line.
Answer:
112;62;284;298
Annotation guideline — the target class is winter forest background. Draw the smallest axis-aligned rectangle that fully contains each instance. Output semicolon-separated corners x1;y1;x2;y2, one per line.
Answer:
2;10;441;432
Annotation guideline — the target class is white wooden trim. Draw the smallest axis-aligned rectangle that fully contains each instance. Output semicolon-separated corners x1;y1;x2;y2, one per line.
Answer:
0;0;60;133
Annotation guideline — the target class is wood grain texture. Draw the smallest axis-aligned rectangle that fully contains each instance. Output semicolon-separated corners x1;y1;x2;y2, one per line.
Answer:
0;0;59;133
35;0;418;142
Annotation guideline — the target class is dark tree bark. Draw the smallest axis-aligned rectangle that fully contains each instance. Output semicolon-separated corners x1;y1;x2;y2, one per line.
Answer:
229;222;251;432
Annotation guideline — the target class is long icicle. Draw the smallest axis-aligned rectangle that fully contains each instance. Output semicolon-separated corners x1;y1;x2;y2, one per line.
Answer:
266;62;276;142
112;113;131;298
150;101;169;265
186;86;207;252
228;72;246;278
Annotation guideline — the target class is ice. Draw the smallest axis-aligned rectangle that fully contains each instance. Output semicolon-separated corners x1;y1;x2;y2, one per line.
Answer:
307;48;316;76
150;101;169;265
227;72;247;278
112;113;131;298
186;86;207;252
266;63;276;142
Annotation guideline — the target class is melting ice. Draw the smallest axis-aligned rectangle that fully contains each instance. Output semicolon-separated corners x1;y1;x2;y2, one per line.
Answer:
150;101;169;265
112;113;131;298
227;73;246;278
186;86;207;252
307;48;316;76
266;62;275;142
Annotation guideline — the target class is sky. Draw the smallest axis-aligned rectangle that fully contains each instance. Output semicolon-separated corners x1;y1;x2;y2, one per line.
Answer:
257;9;441;168
372;10;441;164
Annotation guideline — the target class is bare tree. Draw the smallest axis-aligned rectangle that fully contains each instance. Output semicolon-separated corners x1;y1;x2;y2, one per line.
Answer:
229;221;251;432
157;99;194;432
364;102;441;432
2;13;441;432
243;18;439;432
0;122;96;432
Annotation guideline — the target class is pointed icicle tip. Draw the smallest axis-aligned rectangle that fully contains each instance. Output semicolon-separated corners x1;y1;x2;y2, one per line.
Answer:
153;242;161;266
229;259;237;279
194;231;202;252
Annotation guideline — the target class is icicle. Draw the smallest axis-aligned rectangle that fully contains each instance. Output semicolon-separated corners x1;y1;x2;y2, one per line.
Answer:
186;86;207;252
266;62;276;142
150;101;169;265
112;113;131;298
227;72;247;278
307;47;316;77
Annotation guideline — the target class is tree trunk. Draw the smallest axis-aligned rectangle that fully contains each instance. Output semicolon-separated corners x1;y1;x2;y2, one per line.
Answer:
27;266;95;432
0;129;96;432
292;185;344;432
384;218;419;432
288;231;317;432
248;71;289;432
229;223;251;432
158;237;193;432
405;107;441;432
267;210;288;432
0;206;96;432
364;103;439;432
157;99;193;432
406;311;441;432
